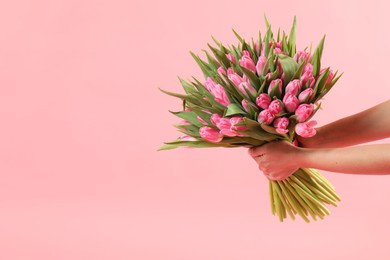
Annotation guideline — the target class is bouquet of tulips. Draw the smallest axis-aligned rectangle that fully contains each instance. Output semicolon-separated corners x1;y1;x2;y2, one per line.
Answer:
159;17;342;222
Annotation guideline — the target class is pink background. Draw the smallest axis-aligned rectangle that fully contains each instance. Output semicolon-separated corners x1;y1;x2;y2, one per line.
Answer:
0;0;389;259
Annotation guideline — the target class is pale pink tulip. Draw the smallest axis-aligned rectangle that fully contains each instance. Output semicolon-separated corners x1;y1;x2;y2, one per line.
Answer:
295;120;317;138
256;56;267;76
239;54;256;73
258;109;275;125
273;117;289;134
283;93;299;113
238;81;257;97
210;84;230;107
256;93;271;109
204;77;216;92
298;88;314;103
268;79;283;98
285;79;301;96
199;126;223;142
227;68;243;87
295;104;314;122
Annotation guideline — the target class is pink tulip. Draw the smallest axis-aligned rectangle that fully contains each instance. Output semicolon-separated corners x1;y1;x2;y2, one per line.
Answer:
268;99;283;115
242;50;251;57
320;68;334;85
285;79;301;96
268;79;283;98
238;81;257;97
204;77;216;92
241;99;256;113
273;117;289;134
210;84;230;107
226;53;236;63
199;126;223;142
216;118;237;137
180;135;197;141
256;56;267;76
266;72;273;81
254;42;260;55
295;120;317;138
256;93;271;109
197;116;207;125
230;116;247;131
210;114;222;125
303;63;313;74
294;51;311;64
239;54;256;73
258;109;275;125
295;104;314;122
227;68;243;87
217;66;227;76
283;93;299;113
274;48;282;54
298;88;314;103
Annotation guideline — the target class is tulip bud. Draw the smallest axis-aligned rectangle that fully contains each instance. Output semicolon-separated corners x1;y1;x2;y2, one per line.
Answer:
199;126;223;142
256;93;272;109
298;88;314;103
217;66;227;76
268;99;283;115
268;79;283;99
295;120;317;138
258;109;275;125
226;53;236;63
238;81;257;97
210;114;222;125
227;68;243;87
273;117;289;134
256;56;267;76
239;54;257;73
216;118;237;137
283;93;299;113
295;104;314;122
285;79;301;96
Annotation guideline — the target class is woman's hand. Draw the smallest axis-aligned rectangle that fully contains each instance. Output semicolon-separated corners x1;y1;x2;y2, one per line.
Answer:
248;141;304;181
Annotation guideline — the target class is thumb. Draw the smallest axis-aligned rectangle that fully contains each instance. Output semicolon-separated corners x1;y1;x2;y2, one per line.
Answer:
248;145;266;157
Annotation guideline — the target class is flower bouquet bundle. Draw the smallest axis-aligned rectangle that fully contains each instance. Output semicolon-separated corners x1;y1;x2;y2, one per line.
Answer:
159;17;342;222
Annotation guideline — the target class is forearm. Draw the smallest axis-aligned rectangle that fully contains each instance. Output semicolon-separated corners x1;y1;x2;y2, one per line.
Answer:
298;100;390;148
299;144;390;174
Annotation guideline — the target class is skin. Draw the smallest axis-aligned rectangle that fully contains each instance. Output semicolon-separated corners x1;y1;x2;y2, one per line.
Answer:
248;100;390;180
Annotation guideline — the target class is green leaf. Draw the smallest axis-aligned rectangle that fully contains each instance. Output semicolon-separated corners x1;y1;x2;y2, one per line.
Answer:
310;35;326;77
159;88;203;106
190;51;214;78
312;68;329;100
291;59;307;80
202;49;220;69
232;28;244;43
159;140;232;150
243;118;278;141
288;16;297;57
260;123;279;134
277;54;298;85
170;111;204;127
225;103;246;116
207;43;231;68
